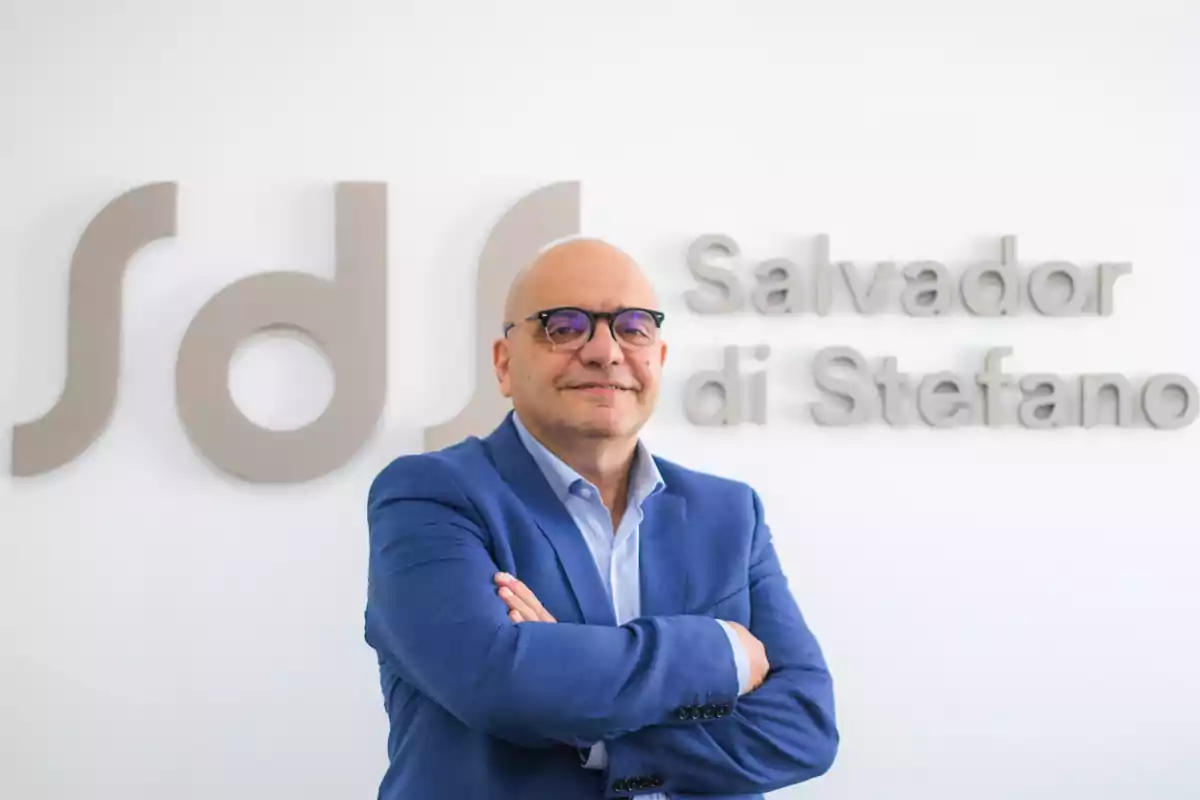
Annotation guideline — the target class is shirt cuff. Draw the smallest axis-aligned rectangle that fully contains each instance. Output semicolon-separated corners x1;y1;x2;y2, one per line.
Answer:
716;619;751;695
581;742;608;770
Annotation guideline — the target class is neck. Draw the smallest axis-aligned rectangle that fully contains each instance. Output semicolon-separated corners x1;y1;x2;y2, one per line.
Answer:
523;418;638;517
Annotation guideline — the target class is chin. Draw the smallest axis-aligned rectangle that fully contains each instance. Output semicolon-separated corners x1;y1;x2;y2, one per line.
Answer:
571;413;641;439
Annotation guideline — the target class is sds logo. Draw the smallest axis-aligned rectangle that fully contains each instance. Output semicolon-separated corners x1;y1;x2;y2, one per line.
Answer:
9;181;581;483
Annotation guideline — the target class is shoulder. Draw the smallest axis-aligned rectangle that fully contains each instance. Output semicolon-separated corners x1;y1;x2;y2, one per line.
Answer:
367;436;491;511
652;454;763;512
650;455;775;556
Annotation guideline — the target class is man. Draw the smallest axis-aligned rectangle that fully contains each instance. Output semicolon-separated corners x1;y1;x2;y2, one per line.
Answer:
364;238;838;799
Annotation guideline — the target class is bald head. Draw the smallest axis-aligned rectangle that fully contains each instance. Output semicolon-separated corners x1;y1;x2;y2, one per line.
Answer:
492;235;666;448
503;238;659;324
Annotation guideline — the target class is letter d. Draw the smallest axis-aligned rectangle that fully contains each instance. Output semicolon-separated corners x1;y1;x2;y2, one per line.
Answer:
683;346;744;425
175;182;387;483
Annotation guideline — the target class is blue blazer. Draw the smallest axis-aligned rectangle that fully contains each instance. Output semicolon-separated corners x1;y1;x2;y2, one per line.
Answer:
364;414;838;799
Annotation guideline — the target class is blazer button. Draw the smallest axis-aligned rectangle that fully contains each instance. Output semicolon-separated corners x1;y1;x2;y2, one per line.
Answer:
702;703;716;718
675;706;690;720
613;778;628;792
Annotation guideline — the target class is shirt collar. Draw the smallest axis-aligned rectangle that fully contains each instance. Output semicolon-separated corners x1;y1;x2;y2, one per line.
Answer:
511;411;665;508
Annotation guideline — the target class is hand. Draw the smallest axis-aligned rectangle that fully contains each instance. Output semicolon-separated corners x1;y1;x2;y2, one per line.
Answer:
723;620;769;694
494;572;557;623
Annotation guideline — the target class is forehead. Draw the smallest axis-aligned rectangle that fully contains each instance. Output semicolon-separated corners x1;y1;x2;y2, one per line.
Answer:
520;242;658;312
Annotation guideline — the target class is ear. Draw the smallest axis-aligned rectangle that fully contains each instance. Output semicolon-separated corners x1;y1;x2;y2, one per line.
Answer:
492;338;513;398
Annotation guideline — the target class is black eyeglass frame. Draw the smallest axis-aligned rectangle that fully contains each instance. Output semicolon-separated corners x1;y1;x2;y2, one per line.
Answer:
502;306;666;347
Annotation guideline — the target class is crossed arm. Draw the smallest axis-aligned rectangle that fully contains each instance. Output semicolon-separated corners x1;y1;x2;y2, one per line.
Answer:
364;457;838;796
495;497;839;797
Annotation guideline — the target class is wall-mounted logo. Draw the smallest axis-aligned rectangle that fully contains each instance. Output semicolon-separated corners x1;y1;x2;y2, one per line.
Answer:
9;181;581;483
9;181;1195;485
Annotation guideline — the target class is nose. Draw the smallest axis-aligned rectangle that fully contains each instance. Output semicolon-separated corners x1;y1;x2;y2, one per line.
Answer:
577;320;624;366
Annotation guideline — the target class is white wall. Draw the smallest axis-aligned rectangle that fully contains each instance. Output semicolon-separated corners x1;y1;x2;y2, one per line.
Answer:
3;1;1198;798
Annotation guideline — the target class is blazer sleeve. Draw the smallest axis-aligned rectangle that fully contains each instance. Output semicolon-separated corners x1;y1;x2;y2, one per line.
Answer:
598;488;839;798
363;454;743;750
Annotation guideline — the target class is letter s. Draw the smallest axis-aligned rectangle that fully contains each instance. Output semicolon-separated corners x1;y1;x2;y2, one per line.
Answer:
422;181;582;453
810;346;876;425
11;183;177;477
684;234;743;314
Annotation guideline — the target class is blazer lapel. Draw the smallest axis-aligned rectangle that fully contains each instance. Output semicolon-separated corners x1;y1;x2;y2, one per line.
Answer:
483;415;616;627
637;487;691;617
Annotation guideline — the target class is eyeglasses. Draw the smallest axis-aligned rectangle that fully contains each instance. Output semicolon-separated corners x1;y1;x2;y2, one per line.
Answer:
503;306;665;350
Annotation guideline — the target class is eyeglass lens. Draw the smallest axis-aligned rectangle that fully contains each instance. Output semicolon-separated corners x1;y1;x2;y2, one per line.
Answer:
542;308;658;348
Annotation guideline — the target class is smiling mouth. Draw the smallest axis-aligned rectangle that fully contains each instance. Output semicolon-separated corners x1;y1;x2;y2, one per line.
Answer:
567;383;635;392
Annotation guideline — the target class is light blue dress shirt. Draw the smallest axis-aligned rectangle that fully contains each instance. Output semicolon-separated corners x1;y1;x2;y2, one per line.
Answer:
512;413;750;798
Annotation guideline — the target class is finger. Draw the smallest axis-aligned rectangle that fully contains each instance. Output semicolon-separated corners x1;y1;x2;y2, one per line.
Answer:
517;586;555;623
499;585;539;621
506;579;557;623
495;574;539;621
509;608;525;623
496;574;556;622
